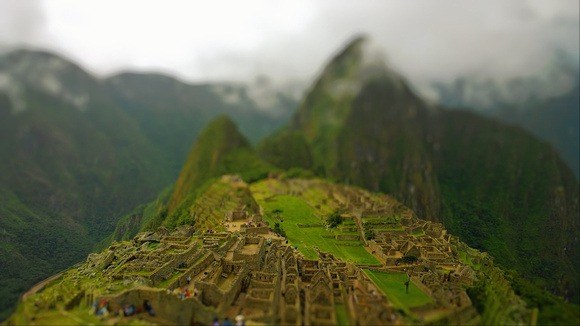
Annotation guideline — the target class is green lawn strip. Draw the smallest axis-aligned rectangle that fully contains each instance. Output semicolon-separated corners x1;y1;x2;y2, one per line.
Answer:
363;269;433;312
335;304;349;326
257;194;379;265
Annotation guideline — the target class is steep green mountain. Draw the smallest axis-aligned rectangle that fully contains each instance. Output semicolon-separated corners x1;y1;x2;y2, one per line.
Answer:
0;49;172;320
259;37;579;300
0;50;171;230
167;115;272;212
265;36;440;219
110;116;273;241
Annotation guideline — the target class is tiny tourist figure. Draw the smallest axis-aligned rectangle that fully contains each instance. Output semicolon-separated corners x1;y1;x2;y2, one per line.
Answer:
223;316;233;326
143;299;155;316
235;314;245;326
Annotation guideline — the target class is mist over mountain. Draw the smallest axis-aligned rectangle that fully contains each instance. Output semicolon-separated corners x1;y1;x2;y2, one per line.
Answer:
430;53;579;177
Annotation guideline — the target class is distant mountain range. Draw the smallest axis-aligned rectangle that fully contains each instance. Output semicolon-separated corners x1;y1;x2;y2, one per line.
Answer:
0;49;296;320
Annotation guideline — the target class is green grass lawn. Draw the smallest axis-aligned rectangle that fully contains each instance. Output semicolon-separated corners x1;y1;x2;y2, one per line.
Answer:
256;193;380;265
364;269;433;311
335;304;349;325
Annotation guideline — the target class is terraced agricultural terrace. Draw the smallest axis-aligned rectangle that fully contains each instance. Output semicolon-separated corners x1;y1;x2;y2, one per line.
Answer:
8;176;534;325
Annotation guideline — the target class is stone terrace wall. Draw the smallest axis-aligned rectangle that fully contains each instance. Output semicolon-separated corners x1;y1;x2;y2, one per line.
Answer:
150;244;202;285
167;252;215;290
243;226;269;235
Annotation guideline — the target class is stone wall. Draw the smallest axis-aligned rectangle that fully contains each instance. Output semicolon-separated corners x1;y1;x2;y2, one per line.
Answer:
150;259;179;286
198;266;247;313
167;253;215;289
150;245;205;286
99;287;215;325
243;226;269;235
217;236;238;255
197;282;223;308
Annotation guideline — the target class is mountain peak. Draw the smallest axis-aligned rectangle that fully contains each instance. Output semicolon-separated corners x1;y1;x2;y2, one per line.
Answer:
317;35;404;89
293;35;411;131
0;48;95;112
290;36;420;176
167;115;251;211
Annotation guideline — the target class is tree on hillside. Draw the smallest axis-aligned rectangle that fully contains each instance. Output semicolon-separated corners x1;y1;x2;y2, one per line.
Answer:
326;211;343;228
273;222;286;237
272;208;283;220
365;228;375;240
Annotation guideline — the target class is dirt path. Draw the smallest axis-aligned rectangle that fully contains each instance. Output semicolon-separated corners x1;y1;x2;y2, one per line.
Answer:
21;272;63;301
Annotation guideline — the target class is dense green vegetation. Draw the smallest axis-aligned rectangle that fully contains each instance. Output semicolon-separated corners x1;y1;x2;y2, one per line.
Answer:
0;187;92;321
462;254;533;325
436;110;578;299
326;211;343;228
258;130;313;170
505;270;579;325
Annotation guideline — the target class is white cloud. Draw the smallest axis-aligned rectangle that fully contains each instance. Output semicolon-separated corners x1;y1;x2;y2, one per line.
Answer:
0;0;47;49
0;0;577;87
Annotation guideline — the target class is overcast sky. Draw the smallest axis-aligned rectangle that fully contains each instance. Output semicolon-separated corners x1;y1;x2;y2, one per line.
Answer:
0;0;578;88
